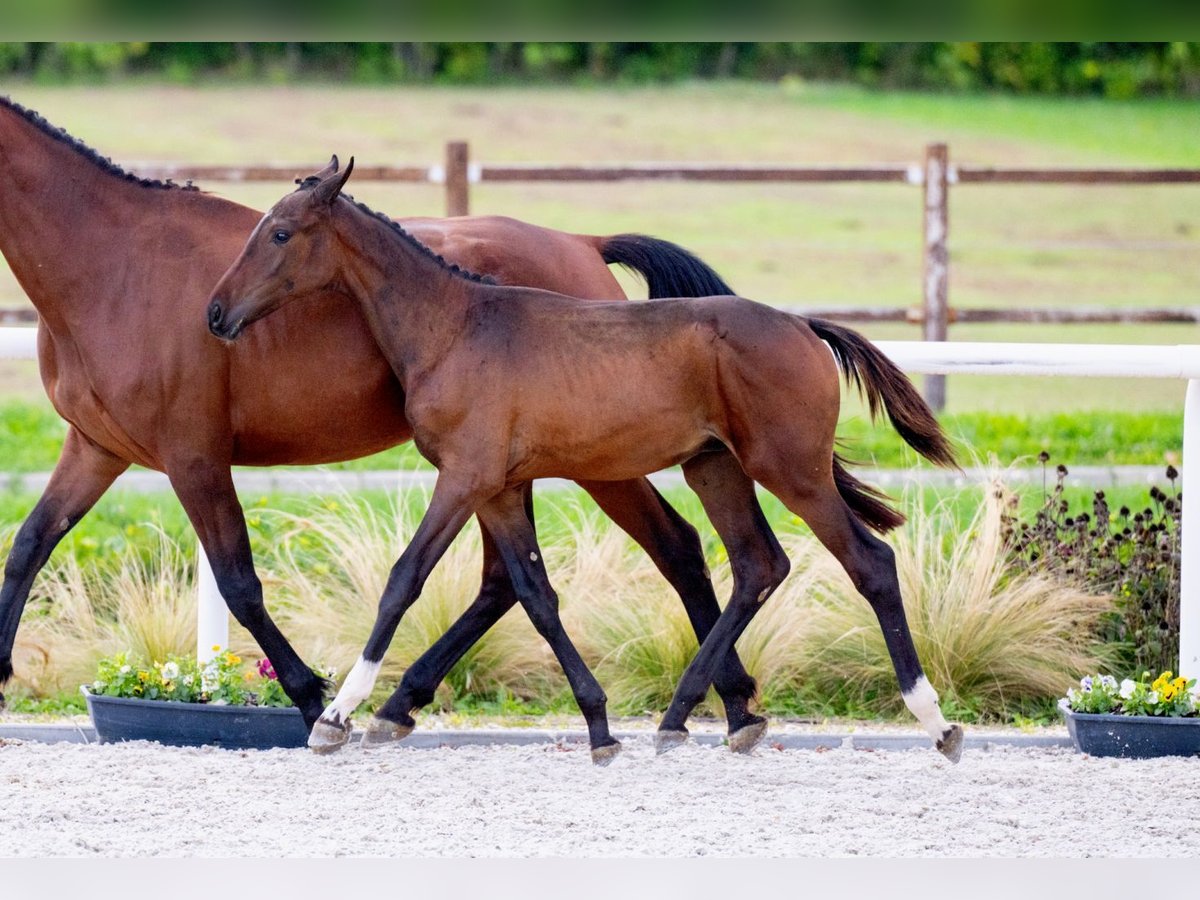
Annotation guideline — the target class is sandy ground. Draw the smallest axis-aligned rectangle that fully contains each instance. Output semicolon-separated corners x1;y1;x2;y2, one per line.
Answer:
1;734;1196;857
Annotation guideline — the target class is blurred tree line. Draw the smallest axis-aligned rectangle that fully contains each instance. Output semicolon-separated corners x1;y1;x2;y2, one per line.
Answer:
1;43;1199;98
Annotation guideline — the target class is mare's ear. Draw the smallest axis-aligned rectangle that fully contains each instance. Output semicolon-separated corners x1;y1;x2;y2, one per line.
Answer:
311;156;355;206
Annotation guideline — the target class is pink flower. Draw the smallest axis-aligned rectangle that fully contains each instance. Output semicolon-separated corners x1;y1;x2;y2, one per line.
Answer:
257;658;277;680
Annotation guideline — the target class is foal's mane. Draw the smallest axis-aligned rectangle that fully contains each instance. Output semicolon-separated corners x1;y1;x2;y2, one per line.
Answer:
0;95;201;193
293;175;495;285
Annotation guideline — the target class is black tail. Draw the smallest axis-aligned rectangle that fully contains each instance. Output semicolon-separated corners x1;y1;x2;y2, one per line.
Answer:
601;234;735;299
807;317;959;534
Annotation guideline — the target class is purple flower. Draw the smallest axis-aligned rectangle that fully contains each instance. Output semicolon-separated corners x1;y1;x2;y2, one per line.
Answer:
257;658;277;680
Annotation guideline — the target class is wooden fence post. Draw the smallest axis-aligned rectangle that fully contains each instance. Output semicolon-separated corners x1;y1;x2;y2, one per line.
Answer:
922;142;950;412
445;140;470;217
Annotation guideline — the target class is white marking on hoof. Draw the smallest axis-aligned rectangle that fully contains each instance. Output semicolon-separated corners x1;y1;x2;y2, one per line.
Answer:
936;724;964;764
728;718;768;754
324;656;381;725
361;717;415;747
307;716;352;755
591;741;623;767
654;729;689;755
903;676;960;751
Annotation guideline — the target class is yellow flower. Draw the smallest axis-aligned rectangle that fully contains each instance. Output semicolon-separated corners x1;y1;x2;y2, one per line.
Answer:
225;652;241;666
212;645;221;652
137;670;149;682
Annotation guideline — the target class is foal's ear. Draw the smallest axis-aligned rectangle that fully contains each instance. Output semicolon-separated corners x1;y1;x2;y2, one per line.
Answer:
313;154;340;181
311;156;355;206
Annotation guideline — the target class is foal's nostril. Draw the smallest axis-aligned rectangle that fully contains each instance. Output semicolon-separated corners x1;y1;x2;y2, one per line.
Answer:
207;301;224;329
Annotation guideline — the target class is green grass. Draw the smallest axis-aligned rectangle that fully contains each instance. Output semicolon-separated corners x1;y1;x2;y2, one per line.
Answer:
0;399;1183;476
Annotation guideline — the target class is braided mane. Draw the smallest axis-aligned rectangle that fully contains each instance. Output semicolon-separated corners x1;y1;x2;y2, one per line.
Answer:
0;95;200;192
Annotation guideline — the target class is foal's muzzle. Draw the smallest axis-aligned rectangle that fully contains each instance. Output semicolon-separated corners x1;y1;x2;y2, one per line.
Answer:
207;299;244;341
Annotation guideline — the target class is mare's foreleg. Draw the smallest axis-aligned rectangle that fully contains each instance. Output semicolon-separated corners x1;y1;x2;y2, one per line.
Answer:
580;473;765;750
657;452;790;752
0;429;128;705
168;461;328;729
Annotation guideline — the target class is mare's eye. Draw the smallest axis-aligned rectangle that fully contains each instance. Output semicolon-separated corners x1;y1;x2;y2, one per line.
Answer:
272;230;291;245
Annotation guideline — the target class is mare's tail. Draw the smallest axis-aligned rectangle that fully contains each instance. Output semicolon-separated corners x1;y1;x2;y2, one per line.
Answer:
600;234;735;299
806;317;959;534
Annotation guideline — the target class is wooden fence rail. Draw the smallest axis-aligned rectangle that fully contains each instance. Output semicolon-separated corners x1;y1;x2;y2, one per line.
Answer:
3;142;1197;408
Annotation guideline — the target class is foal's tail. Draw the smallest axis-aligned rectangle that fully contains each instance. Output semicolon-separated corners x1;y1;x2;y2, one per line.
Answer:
807;317;958;534
600;234;735;299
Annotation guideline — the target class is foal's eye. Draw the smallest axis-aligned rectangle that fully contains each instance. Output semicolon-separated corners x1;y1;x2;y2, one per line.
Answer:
272;230;291;245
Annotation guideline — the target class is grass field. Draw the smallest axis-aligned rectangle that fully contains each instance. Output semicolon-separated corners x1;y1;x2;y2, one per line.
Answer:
0;82;1197;413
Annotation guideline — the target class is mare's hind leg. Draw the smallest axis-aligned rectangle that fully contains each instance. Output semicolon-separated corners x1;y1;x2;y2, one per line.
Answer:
168;462;331;730
657;452;790;753
753;465;963;763
580;476;764;745
0;429;128;705
474;486;622;765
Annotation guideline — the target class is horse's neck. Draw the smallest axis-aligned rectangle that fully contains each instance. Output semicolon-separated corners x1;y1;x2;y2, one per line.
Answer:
334;204;471;386
0;104;174;329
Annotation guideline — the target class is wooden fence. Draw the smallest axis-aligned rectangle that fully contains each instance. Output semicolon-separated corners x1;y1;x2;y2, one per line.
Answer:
3;141;1198;408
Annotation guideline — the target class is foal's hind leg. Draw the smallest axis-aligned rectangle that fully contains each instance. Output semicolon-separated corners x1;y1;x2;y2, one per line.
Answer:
755;469;963;763
473;486;622;765
657;453;790;753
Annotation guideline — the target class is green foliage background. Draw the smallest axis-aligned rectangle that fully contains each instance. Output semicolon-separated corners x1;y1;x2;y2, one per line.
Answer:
2;43;1200;98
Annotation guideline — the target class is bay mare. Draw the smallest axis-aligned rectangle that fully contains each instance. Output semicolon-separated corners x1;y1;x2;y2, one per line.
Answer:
0;97;765;745
209;158;964;764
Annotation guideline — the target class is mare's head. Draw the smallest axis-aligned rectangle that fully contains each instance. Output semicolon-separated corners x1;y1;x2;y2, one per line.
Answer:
207;155;354;340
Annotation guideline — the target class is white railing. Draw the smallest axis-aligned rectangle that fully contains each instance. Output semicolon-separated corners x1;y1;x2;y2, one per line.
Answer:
2;326;1198;675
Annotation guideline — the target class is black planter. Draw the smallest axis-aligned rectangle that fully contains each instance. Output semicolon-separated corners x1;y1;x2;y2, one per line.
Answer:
83;689;309;750
1059;700;1200;759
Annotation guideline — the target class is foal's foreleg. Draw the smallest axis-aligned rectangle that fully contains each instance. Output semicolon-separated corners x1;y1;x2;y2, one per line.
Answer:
657;453;790;753
0;429;128;705
365;516;518;744
474;486;622;765
311;475;483;752
579;475;764;746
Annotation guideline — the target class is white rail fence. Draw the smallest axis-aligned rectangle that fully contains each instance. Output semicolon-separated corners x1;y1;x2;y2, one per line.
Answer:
2;326;1198;675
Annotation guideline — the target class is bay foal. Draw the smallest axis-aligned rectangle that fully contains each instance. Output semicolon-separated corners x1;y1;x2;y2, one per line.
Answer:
209;159;964;763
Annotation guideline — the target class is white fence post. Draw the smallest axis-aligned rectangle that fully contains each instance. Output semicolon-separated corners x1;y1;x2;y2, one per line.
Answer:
1181;379;1199;678
195;543;228;663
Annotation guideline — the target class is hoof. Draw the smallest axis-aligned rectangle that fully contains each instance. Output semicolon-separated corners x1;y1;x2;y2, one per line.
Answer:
307;717;352;755
591;741;623;767
936;724;964;764
361;717;415;747
728;717;768;755
654;729;689;755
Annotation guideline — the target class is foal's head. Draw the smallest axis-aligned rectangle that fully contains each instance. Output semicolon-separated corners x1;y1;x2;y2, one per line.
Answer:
207;155;354;341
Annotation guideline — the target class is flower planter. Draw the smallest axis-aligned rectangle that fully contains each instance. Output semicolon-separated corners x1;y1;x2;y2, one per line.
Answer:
1059;699;1200;759
83;688;309;750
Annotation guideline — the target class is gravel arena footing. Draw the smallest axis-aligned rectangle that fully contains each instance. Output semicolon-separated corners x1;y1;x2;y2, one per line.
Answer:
2;733;1199;857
